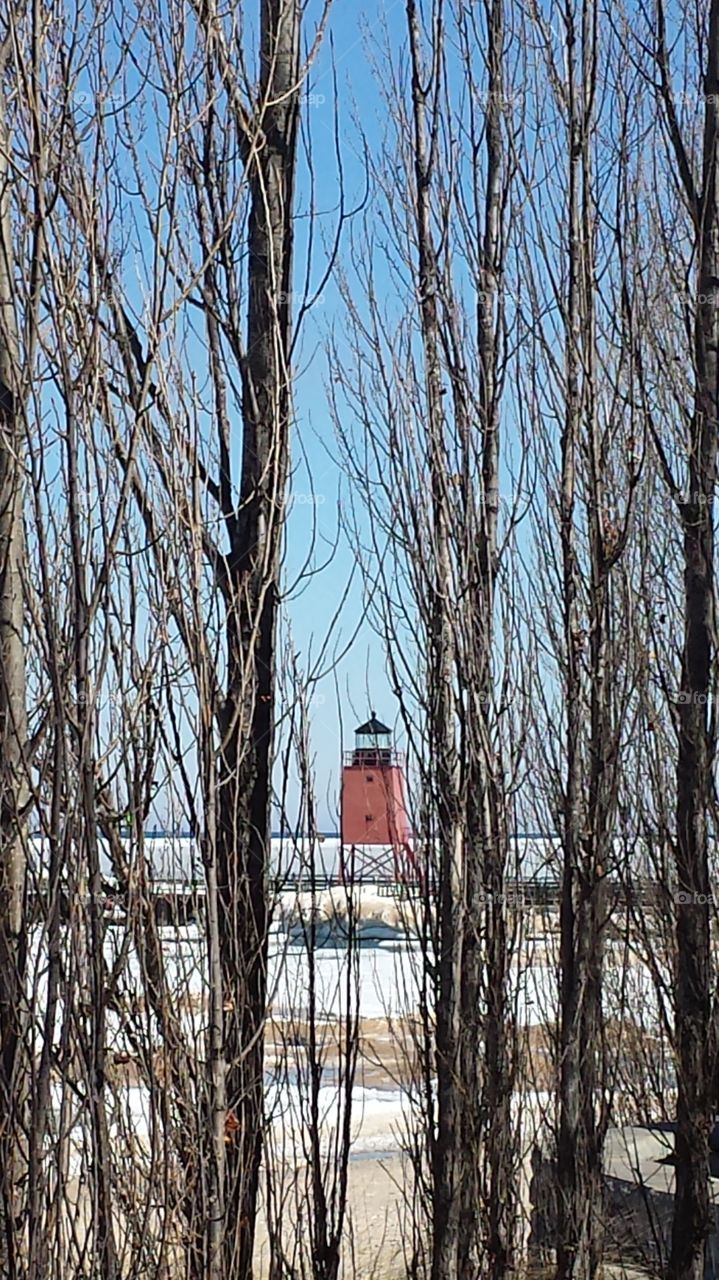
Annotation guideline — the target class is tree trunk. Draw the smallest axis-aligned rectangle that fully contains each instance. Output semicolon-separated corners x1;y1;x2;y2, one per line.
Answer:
458;0;513;1273
405;8;465;1279
556;5;609;1277
0;68;28;1280
218;4;300;1276
670;4;719;1276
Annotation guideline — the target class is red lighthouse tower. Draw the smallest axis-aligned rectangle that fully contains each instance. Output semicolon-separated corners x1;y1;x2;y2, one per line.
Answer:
340;714;413;882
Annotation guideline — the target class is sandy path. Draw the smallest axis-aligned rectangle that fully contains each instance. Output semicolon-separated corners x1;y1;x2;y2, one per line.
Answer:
254;1153;409;1280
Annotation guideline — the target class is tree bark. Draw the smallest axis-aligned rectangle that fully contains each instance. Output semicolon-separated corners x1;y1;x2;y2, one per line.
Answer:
555;5;610;1277
670;3;719;1276
458;0;513;1272
405;6;464;1278
218;4;300;1276
0;64;28;1280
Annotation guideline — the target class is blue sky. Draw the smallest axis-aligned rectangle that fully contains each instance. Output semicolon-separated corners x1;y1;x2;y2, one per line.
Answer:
278;1;413;828
63;0;562;834
32;0;698;835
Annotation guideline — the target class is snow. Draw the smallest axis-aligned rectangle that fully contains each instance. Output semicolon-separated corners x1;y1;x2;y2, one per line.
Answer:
269;942;421;1021
26;920;665;1045
25;913;670;1176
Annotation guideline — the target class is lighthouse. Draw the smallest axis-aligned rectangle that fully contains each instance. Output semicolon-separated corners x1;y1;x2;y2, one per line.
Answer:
340;714;413;882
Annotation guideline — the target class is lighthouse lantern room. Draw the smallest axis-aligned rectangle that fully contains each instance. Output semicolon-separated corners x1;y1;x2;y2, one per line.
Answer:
340;713;413;882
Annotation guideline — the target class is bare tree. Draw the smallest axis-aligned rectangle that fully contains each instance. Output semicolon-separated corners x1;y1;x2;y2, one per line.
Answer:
631;1;719;1273
331;2;524;1275
0;14;44;1269
515;5;646;1275
0;0;338;1275
74;2;333;1273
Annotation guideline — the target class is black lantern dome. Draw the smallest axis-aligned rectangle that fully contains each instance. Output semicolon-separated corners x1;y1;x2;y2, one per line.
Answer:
353;712;393;764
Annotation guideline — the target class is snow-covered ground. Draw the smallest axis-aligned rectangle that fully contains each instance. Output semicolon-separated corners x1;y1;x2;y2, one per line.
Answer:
26;918;669;1194
27;921;665;1037
269;940;421;1021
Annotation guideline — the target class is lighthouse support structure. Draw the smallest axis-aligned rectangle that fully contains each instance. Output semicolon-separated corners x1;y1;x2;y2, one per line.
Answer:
339;716;414;885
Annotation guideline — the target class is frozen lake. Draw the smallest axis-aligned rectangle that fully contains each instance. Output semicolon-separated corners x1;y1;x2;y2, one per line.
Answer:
27;922;667;1178
27;923;662;1035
